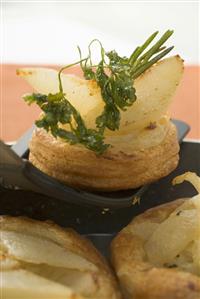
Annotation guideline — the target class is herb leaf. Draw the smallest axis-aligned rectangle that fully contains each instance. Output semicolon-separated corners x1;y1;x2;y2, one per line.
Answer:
24;92;109;154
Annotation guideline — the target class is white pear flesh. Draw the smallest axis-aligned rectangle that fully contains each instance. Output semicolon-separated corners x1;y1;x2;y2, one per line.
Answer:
145;172;200;268
145;209;199;266
1;270;80;299
17;55;183;133
1;231;97;271
17;68;101;117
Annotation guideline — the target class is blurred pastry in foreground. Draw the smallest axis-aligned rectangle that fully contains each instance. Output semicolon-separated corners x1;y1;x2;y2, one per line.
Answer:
18;31;183;191
0;216;121;299
111;172;200;299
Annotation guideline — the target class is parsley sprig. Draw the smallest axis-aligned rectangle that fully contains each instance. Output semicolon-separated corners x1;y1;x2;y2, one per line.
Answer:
24;30;174;154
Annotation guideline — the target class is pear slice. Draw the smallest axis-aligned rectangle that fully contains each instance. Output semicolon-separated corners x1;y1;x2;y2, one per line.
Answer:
17;55;183;133
21;263;98;296
1;231;96;272
1;270;81;299
120;55;183;130
145;209;199;266
17;68;101;117
145;172;200;267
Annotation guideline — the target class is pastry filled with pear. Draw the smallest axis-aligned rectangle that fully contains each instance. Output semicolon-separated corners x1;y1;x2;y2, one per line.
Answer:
0;216;121;299
18;31;183;191
111;172;200;299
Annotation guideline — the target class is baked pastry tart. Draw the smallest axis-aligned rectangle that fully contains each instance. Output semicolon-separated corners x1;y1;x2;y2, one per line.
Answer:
18;31;183;191
0;216;121;299
111;172;200;299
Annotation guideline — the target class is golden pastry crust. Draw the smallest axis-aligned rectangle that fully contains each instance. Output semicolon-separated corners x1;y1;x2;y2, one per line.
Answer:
111;199;200;299
29;121;179;191
0;216;121;299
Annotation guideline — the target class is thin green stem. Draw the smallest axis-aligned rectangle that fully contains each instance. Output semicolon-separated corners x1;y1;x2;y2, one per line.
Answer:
141;30;174;63
58;58;87;92
129;31;158;64
132;46;174;79
88;39;105;65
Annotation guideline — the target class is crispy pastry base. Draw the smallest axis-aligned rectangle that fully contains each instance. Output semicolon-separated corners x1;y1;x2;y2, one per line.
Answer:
29;121;179;191
111;199;200;299
0;216;121;299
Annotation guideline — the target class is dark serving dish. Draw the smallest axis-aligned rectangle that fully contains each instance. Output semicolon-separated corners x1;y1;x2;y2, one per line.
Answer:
0;119;190;209
1;122;199;256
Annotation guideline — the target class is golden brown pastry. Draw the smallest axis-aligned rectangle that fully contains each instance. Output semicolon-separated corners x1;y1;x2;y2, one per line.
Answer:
29;119;179;191
0;216;121;299
111;172;200;299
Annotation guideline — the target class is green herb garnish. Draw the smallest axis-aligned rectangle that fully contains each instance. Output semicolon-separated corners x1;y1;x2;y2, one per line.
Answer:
24;30;174;154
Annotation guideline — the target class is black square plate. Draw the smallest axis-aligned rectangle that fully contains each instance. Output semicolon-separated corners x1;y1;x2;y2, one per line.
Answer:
5;119;190;209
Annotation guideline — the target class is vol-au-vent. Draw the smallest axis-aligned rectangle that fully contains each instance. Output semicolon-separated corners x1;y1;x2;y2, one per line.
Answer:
111;172;200;299
17;31;183;191
0;217;121;299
